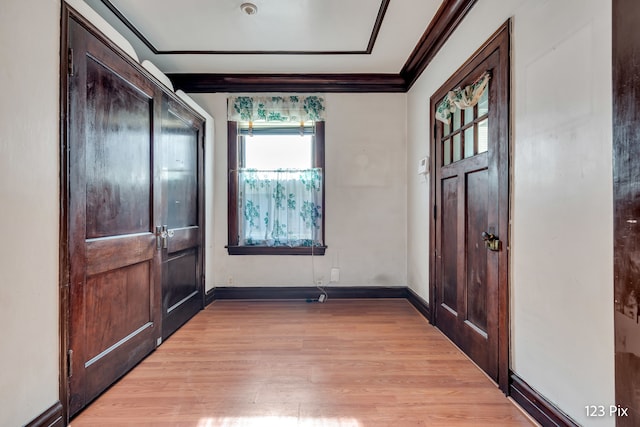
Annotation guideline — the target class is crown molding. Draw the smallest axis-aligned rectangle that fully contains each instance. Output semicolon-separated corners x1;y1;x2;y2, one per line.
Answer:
401;0;477;89
167;0;477;93
168;73;407;93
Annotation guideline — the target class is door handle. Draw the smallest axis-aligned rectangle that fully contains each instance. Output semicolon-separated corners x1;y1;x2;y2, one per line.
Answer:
156;225;172;249
482;231;501;251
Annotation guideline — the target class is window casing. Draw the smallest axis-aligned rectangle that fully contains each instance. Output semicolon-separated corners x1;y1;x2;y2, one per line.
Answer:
227;121;326;255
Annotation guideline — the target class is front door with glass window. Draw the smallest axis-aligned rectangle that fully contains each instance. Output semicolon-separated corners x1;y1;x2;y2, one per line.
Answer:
430;23;510;391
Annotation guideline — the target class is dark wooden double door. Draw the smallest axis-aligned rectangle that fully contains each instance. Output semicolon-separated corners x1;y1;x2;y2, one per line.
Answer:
66;17;204;415
430;24;509;390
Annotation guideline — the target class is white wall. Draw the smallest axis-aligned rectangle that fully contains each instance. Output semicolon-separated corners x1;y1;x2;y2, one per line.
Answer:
0;0;61;425
189;93;407;289
0;0;616;424
407;0;614;425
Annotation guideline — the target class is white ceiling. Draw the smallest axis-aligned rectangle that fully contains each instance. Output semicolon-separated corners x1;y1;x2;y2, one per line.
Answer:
82;0;444;74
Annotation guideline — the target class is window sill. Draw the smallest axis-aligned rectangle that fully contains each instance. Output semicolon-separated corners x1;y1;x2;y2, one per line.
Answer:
226;246;326;256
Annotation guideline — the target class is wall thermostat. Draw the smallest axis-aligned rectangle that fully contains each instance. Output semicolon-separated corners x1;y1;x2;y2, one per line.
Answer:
418;156;429;175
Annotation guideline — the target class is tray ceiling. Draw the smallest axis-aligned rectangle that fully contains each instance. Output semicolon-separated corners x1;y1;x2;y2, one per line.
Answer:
100;0;388;54
82;0;445;74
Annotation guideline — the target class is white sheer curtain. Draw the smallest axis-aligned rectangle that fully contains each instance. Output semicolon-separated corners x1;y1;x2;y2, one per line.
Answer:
238;169;323;247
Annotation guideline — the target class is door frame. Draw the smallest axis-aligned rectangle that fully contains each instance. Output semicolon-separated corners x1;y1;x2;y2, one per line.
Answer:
59;4;71;421
428;20;511;393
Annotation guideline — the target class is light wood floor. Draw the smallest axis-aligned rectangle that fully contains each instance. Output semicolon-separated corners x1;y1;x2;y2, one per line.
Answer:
71;299;534;426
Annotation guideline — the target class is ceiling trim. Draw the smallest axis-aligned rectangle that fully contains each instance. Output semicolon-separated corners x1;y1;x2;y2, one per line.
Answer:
98;0;390;55
168;73;407;93
366;0;391;53
167;0;477;93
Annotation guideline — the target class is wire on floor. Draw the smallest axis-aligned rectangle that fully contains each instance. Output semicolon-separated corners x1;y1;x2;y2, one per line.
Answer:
311;243;328;303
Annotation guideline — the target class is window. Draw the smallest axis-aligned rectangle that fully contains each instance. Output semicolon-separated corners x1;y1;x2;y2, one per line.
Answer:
227;121;326;255
435;71;491;166
441;87;489;166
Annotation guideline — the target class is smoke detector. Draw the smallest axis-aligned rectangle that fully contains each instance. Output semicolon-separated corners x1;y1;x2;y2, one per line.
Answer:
240;2;258;15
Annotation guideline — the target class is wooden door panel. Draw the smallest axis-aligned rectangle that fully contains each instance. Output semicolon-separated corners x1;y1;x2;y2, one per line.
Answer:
68;19;162;416
165;110;198;229
441;177;459;313
166;250;198;310
465;168;489;332
160;97;204;340
85;262;153;359
85;57;152;239
85;234;155;276
83;324;155;405
440;152;488;179
167;226;200;253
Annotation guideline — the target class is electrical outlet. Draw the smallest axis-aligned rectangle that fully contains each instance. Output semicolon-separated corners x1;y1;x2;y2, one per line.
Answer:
316;279;323;286
227;276;233;285
330;268;340;282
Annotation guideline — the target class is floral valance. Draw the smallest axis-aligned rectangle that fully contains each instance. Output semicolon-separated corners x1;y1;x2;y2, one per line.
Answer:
436;72;491;124
228;96;326;124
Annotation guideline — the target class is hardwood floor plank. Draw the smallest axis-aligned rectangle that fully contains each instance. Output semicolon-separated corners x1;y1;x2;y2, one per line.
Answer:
71;299;533;426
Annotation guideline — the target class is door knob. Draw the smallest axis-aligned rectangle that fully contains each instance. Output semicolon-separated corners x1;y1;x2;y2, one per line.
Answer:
156;225;172;249
482;231;500;251
481;231;495;241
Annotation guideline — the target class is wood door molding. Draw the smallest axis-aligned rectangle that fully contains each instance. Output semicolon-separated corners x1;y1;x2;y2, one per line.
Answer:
613;0;640;424
59;4;71;421
429;20;511;393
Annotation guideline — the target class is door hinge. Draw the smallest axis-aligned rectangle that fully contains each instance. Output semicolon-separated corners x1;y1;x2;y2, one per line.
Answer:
68;48;74;76
67;349;73;377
